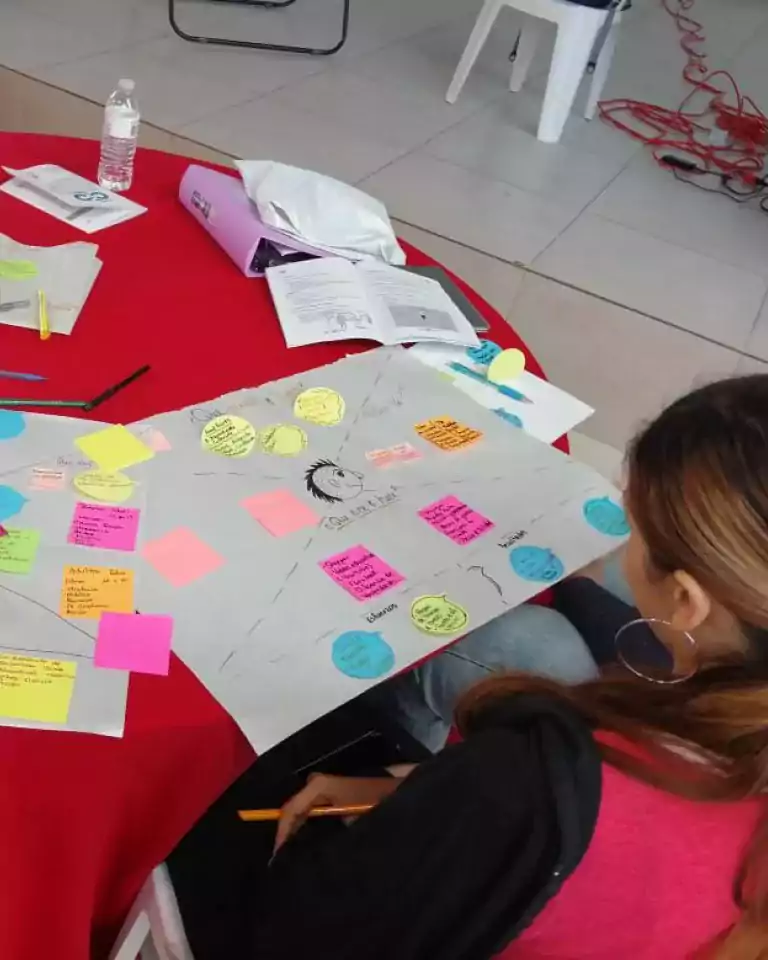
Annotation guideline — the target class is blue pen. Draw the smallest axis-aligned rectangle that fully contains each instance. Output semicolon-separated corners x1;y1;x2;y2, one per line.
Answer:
0;370;47;382
447;361;531;404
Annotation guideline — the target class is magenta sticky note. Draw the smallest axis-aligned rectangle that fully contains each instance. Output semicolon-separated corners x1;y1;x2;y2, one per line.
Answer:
142;528;224;587
320;545;404;601
241;490;320;537
95;612;174;675
418;495;494;545
67;502;140;552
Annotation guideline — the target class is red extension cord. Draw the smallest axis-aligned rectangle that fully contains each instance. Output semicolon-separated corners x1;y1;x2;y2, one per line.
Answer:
598;0;768;197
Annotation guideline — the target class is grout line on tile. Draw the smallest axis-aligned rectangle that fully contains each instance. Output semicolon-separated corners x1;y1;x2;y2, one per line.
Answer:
1;66;239;159
592;202;768;282
743;284;768;352
528;142;639;261
392;215;768;365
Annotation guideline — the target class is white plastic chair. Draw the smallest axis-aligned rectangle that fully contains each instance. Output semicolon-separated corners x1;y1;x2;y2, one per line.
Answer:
109;864;194;960
446;0;625;143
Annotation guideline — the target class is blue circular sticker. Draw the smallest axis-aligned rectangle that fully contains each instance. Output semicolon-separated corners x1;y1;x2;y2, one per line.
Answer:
466;339;502;366
332;630;395;680
493;408;523;428
0;485;27;521
0;411;25;440
583;497;629;537
510;545;564;583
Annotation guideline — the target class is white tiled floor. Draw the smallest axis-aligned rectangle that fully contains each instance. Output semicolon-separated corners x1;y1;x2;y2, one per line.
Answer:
2;0;768;465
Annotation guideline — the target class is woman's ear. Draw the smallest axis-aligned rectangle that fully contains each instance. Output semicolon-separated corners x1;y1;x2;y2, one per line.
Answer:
667;570;712;633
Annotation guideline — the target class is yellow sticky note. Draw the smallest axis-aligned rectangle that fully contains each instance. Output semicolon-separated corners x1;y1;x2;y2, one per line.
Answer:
294;388;346;426
73;470;135;504
0;654;76;723
414;416;482;451
257;424;308;456
75;425;154;472
487;348;526;385
410;595;469;636
201;415;257;458
60;565;134;619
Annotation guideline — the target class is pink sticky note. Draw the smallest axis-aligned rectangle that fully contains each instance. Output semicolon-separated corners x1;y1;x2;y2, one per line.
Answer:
241;490;320;537
142;528;224;587
390;442;422;463
95;612;174;675
145;429;172;452
320;545;404;601
67;502;140;552
30;468;67;491
418;495;494;545
365;449;396;468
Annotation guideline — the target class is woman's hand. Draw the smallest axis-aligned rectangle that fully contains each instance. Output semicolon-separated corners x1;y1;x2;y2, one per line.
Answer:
274;773;402;854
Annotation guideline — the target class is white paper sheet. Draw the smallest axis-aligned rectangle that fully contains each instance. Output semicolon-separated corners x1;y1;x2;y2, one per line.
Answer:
267;257;479;349
0;234;102;335
1;165;146;234
408;342;594;444
0;351;615;747
138;348;622;752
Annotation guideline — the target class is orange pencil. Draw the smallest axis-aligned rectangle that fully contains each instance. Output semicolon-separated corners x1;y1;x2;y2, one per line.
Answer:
238;804;374;822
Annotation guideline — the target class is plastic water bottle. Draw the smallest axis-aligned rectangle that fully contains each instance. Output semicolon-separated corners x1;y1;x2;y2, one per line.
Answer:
97;79;139;193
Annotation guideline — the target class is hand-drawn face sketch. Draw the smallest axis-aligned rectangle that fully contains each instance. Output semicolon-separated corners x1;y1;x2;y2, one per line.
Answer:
304;460;365;503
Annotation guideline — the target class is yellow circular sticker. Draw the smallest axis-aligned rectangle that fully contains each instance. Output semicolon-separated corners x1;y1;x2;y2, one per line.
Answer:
201;415;257;457
293;387;346;426
410;594;469;636
73;470;135;504
487;348;526;385
257;424;308;457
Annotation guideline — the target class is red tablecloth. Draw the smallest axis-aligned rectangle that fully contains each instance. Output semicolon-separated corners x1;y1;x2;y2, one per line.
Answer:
0;133;560;960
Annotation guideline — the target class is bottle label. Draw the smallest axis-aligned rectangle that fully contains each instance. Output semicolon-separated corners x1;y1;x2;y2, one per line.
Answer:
105;111;139;140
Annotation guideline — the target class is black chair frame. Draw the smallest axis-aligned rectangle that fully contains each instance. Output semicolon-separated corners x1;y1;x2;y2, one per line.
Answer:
168;0;350;56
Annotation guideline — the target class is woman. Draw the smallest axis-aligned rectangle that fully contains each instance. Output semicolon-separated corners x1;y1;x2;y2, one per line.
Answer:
246;375;768;960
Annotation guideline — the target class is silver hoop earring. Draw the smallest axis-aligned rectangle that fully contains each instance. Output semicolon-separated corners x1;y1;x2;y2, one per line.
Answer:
614;618;697;685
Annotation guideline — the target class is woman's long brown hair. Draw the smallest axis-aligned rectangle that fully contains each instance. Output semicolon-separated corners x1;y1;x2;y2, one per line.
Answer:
457;375;768;960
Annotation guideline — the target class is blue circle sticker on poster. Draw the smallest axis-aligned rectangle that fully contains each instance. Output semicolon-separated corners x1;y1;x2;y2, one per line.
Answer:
466;339;502;366
493;408;523;428
583;497;630;537
332;630;395;680
510;545;564;583
0;485;27;521
0;411;25;440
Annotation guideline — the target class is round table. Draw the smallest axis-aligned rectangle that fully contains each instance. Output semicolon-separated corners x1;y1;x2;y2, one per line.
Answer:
0;133;561;960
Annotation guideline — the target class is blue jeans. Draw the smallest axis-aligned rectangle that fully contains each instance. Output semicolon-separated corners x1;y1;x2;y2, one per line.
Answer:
382;554;631;751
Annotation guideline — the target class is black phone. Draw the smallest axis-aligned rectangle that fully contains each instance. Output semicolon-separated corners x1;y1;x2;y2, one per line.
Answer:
400;265;490;333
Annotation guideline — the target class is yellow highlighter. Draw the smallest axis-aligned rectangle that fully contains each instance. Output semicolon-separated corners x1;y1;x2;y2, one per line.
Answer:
38;289;50;341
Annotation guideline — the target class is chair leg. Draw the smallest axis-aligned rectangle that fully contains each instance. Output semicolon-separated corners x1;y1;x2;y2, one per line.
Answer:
445;0;504;105
584;18;620;120
536;8;603;143
509;18;543;93
168;0;350;55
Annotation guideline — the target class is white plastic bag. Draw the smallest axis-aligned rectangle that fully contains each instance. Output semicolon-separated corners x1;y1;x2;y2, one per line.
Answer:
235;160;405;265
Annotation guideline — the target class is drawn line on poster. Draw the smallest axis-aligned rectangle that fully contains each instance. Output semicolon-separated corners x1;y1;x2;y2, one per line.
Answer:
467;565;505;599
0;582;96;645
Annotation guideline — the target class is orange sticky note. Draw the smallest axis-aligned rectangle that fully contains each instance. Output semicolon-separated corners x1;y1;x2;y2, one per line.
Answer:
60;565;134;619
414;416;482;451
